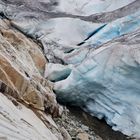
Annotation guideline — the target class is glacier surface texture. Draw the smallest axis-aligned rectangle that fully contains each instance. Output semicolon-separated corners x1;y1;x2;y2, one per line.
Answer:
1;0;140;138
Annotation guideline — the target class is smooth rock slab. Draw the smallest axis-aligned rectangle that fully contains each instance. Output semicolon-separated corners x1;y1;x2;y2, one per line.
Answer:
0;93;58;140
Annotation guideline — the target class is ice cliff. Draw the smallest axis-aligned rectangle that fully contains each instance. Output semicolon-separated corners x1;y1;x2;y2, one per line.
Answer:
0;0;140;139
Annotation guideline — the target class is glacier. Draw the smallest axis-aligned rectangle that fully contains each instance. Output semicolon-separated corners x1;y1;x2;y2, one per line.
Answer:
55;0;136;16
1;0;140;138
53;30;140;137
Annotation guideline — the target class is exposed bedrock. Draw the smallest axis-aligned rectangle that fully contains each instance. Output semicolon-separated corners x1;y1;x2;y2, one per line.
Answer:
1;0;140;138
0;19;64;140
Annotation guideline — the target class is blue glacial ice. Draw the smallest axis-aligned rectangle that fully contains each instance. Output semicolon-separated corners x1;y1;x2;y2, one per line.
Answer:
53;32;140;137
82;11;140;48
45;11;140;138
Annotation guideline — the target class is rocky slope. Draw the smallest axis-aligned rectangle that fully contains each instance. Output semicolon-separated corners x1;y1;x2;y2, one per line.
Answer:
0;18;64;140
0;0;140;139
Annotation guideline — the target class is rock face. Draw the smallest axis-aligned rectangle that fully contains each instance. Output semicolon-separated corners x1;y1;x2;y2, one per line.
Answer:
0;18;60;114
0;93;58;140
0;0;140;139
0;19;63;140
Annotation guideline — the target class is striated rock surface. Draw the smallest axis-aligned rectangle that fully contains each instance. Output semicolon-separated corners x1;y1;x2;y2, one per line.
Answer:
0;18;63;140
0;93;58;140
0;18;60;113
0;0;140;139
